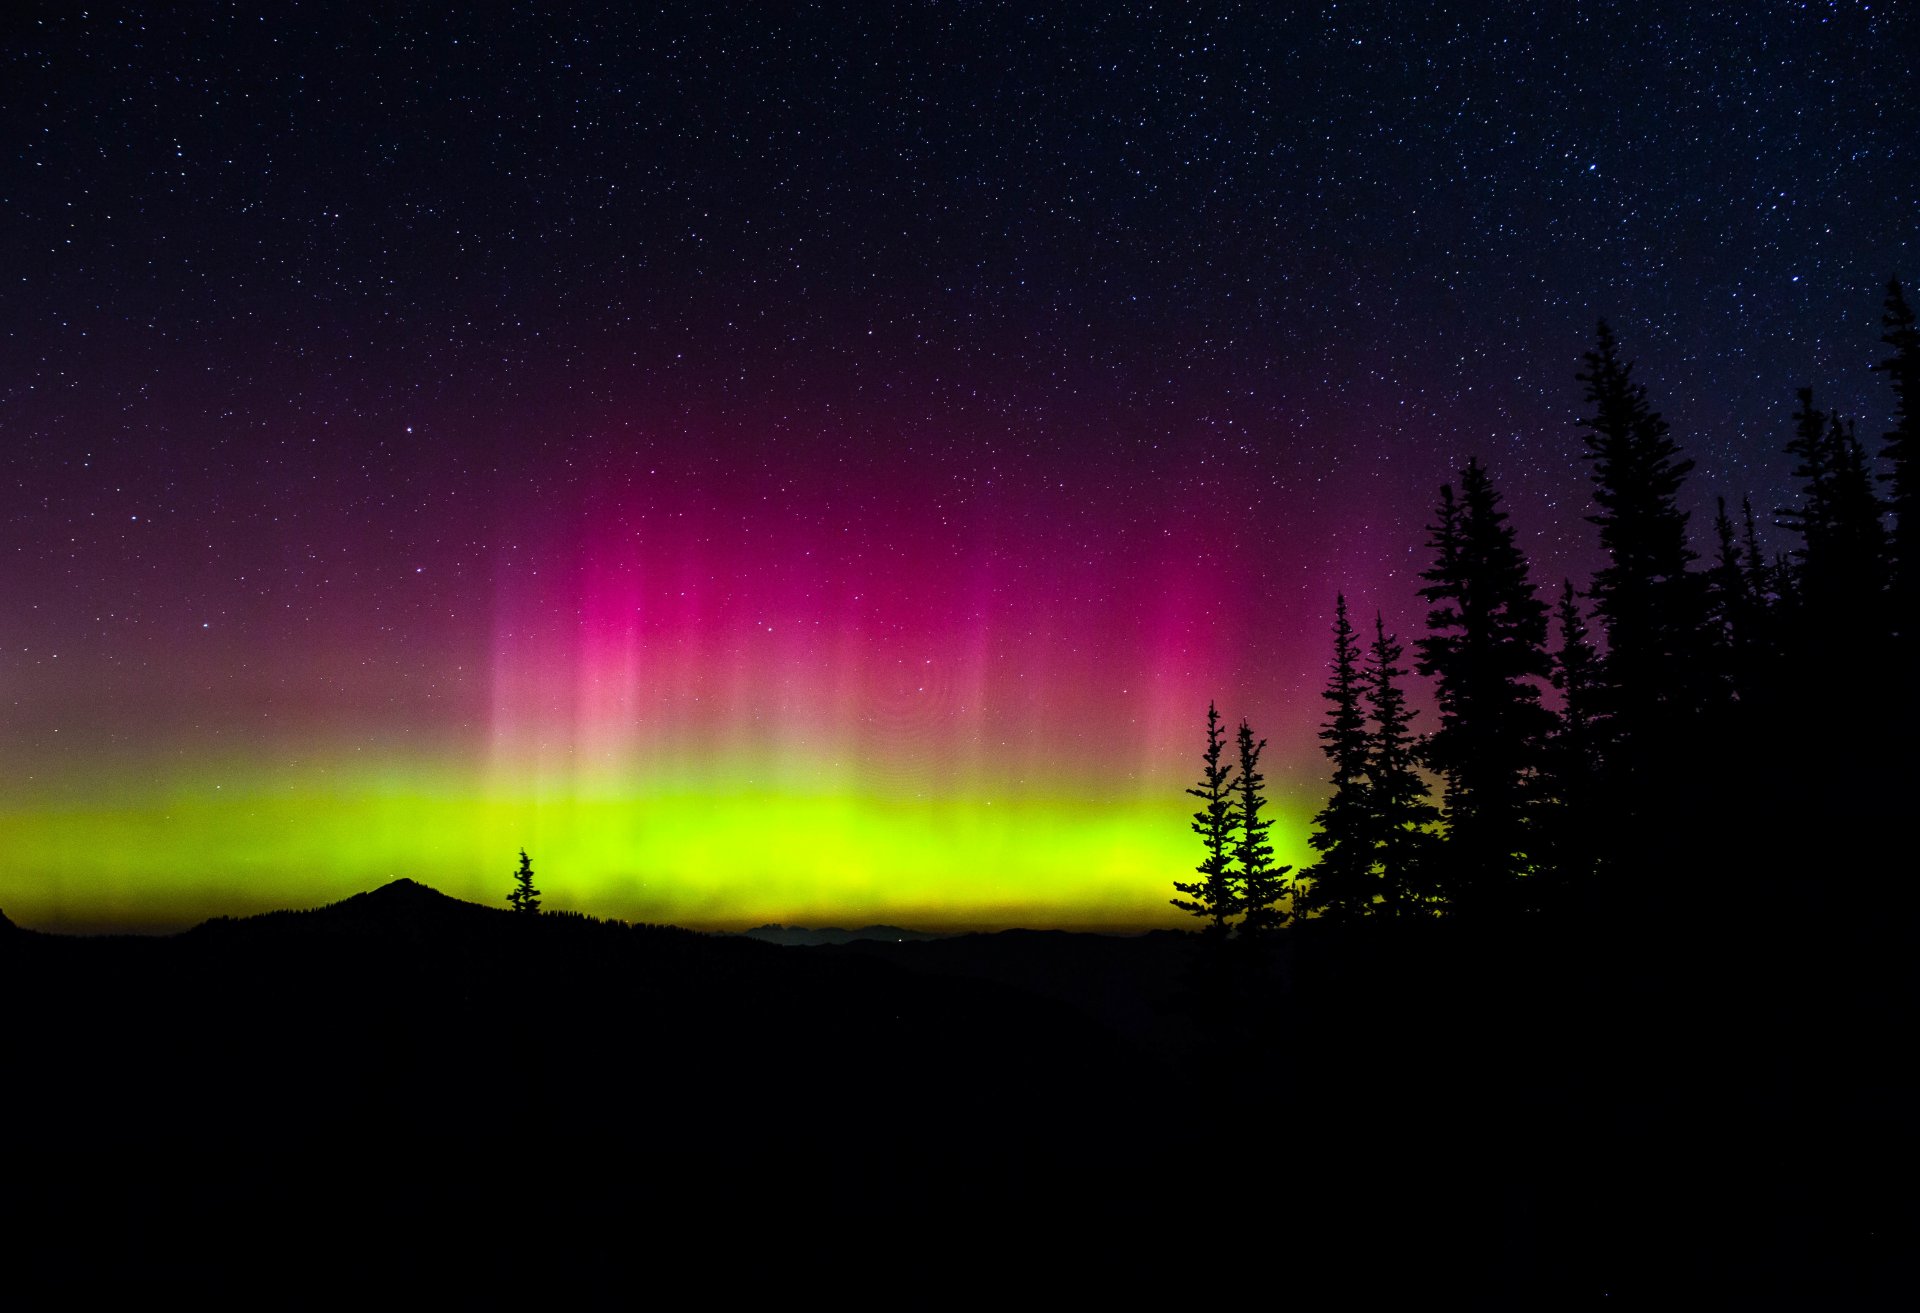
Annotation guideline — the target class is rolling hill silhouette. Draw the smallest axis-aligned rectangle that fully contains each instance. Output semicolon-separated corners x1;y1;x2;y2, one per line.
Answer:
9;879;1165;1153
6;878;1189;1288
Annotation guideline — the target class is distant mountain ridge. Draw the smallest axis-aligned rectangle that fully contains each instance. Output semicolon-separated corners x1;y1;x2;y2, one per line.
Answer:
742;923;946;946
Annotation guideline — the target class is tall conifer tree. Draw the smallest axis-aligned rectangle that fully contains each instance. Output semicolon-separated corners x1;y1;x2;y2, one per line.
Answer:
1173;701;1240;935
1364;613;1439;916
1415;458;1553;909
1877;277;1920;633
1731;494;1783;682
1740;495;1772;606
1551;583;1604;756
1825;415;1888;610
1234;720;1292;936
1303;595;1375;920
1704;496;1752;701
1540;583;1605;904
1779;388;1834;584
1575;321;1705;748
1780;391;1887;627
1707;497;1745;623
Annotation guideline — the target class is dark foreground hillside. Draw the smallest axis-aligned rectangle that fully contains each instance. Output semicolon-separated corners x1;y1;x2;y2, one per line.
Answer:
1;882;1912;1302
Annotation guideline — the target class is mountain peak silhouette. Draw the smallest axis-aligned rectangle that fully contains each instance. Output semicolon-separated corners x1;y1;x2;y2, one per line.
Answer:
316;877;494;925
187;876;505;940
351;877;457;907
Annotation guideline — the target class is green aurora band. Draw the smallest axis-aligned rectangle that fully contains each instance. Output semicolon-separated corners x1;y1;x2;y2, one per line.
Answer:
5;752;1320;933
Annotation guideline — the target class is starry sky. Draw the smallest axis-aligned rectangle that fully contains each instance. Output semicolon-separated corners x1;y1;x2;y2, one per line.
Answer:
4;3;1913;931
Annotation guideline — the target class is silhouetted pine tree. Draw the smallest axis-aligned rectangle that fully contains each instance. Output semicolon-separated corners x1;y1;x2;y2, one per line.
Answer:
1539;582;1605;905
1415;458;1554;910
1741;495;1773;605
1704;496;1753;700
1575;321;1706;749
508;849;541;915
1779;388;1832;563
1780;391;1887;628
1878;277;1920;632
1551;583;1604;757
1872;277;1920;916
1727;494;1784;692
1769;549;1801;617
1365;613;1440;916
1706;496;1744;629
1755;365;1899;919
1234;719;1292;936
1173;701;1241;935
1303;595;1375;920
1827;414;1888;603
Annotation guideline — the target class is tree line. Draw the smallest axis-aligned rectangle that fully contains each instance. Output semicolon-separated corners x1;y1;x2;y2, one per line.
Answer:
1176;278;1919;928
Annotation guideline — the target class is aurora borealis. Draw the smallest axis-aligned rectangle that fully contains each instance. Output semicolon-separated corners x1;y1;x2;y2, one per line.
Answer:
4;5;1913;931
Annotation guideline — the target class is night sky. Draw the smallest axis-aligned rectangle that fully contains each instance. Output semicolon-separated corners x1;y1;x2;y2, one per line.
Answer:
4;3;1913;931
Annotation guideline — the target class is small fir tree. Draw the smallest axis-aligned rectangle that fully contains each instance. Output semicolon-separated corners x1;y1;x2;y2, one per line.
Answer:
507;848;542;915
